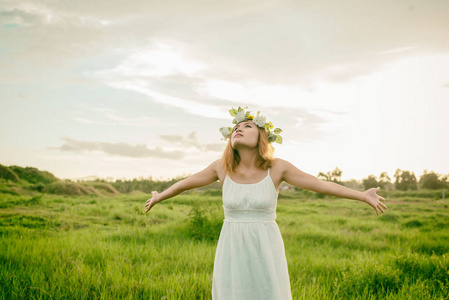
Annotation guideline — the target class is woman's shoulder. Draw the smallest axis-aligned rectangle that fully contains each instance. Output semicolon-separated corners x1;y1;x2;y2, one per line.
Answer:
272;157;288;168
271;158;295;173
269;158;291;184
211;158;226;182
211;158;226;174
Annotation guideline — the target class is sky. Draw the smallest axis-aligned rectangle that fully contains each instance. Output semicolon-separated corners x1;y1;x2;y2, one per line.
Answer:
1;0;448;182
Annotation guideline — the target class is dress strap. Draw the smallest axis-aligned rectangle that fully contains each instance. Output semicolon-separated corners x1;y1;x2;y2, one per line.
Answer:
267;167;270;176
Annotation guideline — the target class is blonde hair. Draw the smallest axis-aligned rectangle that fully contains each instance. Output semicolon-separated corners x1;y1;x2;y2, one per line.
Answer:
221;123;274;174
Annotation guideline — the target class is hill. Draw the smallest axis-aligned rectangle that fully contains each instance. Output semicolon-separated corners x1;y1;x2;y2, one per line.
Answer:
0;164;120;196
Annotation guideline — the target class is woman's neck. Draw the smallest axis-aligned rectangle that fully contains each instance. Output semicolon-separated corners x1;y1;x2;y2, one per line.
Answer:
236;148;259;171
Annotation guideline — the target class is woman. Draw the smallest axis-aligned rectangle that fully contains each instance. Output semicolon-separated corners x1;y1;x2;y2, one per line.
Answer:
145;106;387;300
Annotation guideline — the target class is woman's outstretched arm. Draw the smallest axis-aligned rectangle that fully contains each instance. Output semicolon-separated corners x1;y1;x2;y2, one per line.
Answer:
279;159;387;216
145;159;220;213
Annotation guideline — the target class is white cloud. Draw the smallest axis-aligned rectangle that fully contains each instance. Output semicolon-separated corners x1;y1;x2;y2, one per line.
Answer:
48;137;184;159
72;117;114;126
99;42;208;78
2;0;449;180
0;2;111;27
378;46;417;55
87;42;231;119
104;113;157;127
159;131;225;152
3;0;449;86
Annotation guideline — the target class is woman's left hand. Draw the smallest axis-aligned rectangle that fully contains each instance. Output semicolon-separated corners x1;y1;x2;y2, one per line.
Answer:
363;187;387;216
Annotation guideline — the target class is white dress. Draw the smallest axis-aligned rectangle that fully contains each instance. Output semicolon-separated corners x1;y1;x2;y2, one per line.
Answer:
212;168;293;300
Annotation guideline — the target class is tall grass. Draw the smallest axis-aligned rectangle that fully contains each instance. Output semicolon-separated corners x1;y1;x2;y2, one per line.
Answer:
0;192;448;299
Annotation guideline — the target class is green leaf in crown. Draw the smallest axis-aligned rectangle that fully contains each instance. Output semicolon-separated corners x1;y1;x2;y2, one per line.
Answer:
275;135;283;144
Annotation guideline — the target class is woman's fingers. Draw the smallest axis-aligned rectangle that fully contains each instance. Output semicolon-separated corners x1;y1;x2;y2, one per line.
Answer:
145;199;153;208
376;199;388;214
368;188;388;216
145;201;153;213
144;191;158;213
145;191;157;205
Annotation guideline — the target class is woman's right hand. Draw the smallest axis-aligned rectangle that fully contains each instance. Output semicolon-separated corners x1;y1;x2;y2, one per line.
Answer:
145;191;160;213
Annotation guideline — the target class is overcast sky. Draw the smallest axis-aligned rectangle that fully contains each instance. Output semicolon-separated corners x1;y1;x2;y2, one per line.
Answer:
1;0;448;182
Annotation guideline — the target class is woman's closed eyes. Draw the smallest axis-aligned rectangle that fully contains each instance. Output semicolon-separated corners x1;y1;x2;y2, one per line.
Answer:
234;124;252;131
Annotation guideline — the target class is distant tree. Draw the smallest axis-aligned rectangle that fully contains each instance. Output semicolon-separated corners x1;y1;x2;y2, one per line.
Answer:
362;172;391;190
342;179;363;190
362;175;379;190
419;170;447;189
378;172;391;189
111;175;187;193
394;169;418;191
317;167;342;184
443;174;449;188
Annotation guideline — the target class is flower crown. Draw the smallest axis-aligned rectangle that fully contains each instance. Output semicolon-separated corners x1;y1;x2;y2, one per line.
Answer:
219;106;283;146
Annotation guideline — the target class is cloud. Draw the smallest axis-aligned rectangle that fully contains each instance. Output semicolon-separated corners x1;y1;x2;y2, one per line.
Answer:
49;137;184;159
159;132;225;152
0;2;110;27
0;1;114;84
86;42;234;120
0;7;43;27
72;117;114;126
108;43;207;78
72;107;165;127
378;46;417;55
266;106;348;144
104;113;158;127
3;0;449;87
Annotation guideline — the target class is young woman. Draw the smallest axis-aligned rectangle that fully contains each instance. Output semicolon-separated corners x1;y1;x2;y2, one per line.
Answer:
145;107;387;300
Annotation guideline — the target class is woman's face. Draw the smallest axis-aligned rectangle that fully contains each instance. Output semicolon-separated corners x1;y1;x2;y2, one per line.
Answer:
230;121;259;150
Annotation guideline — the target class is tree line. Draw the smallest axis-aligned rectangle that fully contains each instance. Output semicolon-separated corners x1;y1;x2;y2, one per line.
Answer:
107;168;447;193
317;167;448;191
1;163;446;194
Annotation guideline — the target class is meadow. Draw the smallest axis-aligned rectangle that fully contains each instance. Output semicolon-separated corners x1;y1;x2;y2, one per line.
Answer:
1;189;448;299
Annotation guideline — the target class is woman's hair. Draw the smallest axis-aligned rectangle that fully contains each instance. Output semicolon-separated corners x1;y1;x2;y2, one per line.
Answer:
221;123;274;174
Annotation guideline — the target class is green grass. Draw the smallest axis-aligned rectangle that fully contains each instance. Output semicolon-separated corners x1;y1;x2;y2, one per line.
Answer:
0;192;448;299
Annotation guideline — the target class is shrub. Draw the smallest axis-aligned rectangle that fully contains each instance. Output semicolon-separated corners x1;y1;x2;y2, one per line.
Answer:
402;219;424;228
187;201;222;242
8;165;58;184
25;195;43;205
31;182;45;193
201;189;222;197
82;181;120;195
0;187;19;196
395;252;449;287
45;181;101;196
338;262;401;297
388;189;444;199
0;165;19;182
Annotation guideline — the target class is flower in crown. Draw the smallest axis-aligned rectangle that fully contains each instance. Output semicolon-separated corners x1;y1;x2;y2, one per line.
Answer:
219;126;231;139
219;106;283;149
235;110;246;123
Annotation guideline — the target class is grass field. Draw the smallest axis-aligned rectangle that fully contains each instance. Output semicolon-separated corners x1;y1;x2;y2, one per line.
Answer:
1;190;448;299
